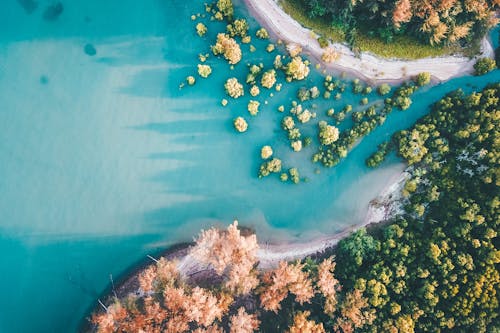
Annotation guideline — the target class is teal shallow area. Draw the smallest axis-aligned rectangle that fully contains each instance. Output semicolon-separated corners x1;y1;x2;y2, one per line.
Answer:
0;0;498;331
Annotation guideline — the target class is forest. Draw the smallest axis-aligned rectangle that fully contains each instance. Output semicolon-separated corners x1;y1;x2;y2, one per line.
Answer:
90;85;499;332
298;0;499;48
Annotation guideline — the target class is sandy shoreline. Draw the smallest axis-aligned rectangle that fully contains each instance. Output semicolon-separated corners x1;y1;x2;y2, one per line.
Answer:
256;170;408;269
83;170;408;330
243;0;495;84
177;169;407;274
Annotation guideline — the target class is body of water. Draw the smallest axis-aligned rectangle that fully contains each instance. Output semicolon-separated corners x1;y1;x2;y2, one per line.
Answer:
0;0;498;331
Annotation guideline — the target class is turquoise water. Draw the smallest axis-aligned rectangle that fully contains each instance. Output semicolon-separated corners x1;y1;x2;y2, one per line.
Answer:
0;0;498;331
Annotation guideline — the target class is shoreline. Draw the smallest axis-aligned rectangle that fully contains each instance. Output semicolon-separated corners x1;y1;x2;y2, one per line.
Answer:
82;170;408;331
256;170;408;269
243;0;495;84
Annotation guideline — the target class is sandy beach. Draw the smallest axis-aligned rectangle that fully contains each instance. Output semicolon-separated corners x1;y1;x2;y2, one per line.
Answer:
174;170;408;275
255;170;408;269
86;170;408;325
243;0;495;84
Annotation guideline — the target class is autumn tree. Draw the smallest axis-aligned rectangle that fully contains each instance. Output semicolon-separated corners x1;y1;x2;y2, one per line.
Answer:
190;221;259;295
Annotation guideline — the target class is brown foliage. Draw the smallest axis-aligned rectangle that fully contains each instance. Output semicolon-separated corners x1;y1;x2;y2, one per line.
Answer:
92;223;366;333
259;260;314;313
393;0;412;28
335;289;375;332
190;221;259;295
229;307;260;333
91;302;127;333
316;257;341;315
288;311;326;333
138;265;157;293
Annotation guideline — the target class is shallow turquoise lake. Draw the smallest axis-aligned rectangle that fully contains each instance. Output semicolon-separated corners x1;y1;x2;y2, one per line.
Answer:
0;0;498;331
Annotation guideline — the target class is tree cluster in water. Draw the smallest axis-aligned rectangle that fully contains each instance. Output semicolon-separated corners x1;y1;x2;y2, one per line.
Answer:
182;0;443;185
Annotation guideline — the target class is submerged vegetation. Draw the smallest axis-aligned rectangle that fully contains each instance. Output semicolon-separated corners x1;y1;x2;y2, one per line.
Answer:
181;0;495;186
181;0;498;189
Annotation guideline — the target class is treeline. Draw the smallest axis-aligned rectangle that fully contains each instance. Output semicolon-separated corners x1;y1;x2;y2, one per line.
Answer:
299;0;499;46
342;83;499;332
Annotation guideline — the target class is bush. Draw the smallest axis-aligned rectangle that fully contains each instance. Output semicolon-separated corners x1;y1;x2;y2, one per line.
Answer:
261;69;277;88
247;100;260;116
261;146;273;159
212;33;242;65
186;76;196;85
224;78;244;98
473;57;496;76
259;158;282;177
378;83;391;96
289;168;300;183
297;110;313;123
196;23;207;37
216;0;233;19
297;87;311;101
233;117;248;132
256;28;269;39
250;85;260;97
366;142;391;167
317;36;329;48
226;19;248;38
282;116;295;130
197;64;212;78
310;86;320;99
414;72;431;87
291;140;302;152
285;56;310;81
318;121;339;145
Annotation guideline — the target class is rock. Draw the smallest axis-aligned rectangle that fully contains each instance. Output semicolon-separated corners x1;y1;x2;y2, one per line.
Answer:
43;2;63;21
84;44;96;56
17;0;38;14
39;75;49;84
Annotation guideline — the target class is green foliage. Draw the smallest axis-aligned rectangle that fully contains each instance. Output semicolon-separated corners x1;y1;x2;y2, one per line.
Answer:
258;158;282;177
392;84;416;110
474;57;496;76
317;36;329;48
337;84;500;332
256;27;269;39
366;142;391;167
226;18;249;38
297;87;311;101
196;22;207;37
377;83;391;96
294;0;497;50
289;167;300;184
318;120;339;145
414;72;431;87
216;0;233;19
278;0;483;59
313;79;422;168
336;229;378;280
